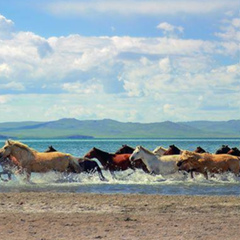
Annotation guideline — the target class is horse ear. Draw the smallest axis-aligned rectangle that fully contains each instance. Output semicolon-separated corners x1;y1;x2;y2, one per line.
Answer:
6;139;13;145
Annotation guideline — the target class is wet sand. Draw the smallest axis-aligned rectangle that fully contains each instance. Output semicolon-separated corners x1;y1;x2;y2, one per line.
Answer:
0;193;240;240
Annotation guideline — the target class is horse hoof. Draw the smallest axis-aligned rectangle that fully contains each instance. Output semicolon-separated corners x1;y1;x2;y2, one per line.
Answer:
101;178;109;182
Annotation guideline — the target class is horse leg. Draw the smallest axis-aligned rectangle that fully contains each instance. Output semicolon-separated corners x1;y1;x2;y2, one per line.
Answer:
7;171;12;180
0;172;9;182
21;168;31;182
203;171;208;180
190;171;194;179
97;166;108;181
26;171;31;182
110;170;117;179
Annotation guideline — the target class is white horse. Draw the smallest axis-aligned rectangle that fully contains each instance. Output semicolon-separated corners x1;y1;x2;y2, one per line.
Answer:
130;146;180;175
152;146;167;156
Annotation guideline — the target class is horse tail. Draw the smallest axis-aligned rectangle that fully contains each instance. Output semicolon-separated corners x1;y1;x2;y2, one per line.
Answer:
69;157;81;173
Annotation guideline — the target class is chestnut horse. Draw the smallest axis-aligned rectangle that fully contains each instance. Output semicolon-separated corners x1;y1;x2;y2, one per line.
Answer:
163;145;183;155
177;150;240;179
0;140;81;181
84;147;141;178
227;147;240;156
215;145;231;154
194;146;207;153
45;145;107;181
115;145;150;173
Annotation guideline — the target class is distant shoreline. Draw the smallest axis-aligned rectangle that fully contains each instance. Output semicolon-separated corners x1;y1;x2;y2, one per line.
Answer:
0;118;239;139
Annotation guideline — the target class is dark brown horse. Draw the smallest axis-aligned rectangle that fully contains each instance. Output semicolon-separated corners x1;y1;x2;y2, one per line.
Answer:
45;145;57;153
227;147;240;156
45;146;107;181
115;145;149;173
84;147;145;178
115;145;135;154
194;146;207;153
215;145;231;154
163;145;182;155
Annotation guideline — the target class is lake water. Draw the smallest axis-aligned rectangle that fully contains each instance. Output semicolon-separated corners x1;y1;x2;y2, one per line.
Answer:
0;138;240;196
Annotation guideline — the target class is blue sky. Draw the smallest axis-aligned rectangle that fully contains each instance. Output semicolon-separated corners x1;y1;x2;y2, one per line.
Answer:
0;0;239;123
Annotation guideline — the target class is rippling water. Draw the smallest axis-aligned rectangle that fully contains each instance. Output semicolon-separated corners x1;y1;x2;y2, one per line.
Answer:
0;138;240;196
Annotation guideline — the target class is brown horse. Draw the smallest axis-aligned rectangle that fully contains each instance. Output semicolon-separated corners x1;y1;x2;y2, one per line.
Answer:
45;145;107;181
115;145;149;173
84;147;141;178
227;147;240;156
177;150;240;179
194;146;207;153
163;145;182;155
0;140;81;181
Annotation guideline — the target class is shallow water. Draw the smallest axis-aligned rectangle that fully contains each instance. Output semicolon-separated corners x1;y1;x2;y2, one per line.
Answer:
0;138;240;195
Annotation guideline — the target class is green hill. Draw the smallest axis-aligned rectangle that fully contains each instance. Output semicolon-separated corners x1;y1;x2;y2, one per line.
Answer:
0;118;239;139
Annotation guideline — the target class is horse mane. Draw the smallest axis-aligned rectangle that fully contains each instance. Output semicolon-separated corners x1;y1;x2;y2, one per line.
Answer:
154;146;167;152
8;140;37;154
137;146;154;155
93;147;111;156
181;150;200;158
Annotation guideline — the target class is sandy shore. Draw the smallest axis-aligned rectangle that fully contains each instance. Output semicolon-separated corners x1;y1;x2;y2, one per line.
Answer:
0;193;240;240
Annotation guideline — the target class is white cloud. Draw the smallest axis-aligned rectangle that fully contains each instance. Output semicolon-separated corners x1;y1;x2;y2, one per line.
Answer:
0;14;239;122
0;81;25;91
215;17;240;41
0;63;11;77
44;0;240;16
62;79;104;94
0;14;15;39
157;22;184;38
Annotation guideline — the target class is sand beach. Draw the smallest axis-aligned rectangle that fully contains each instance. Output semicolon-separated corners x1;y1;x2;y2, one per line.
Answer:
0;193;239;240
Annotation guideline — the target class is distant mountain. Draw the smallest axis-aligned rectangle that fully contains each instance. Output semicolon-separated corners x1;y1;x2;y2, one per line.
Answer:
0;118;239;139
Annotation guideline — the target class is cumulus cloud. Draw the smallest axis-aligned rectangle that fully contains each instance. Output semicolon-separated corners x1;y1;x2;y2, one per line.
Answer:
62;79;104;94
0;13;239;122
0;81;25;91
215;17;240;42
157;22;184;38
0;14;15;39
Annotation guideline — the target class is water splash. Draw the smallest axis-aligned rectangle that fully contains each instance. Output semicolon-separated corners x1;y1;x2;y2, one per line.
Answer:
1;170;240;195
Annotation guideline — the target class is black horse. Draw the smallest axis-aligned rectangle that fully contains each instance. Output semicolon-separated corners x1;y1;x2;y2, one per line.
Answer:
45;146;107;181
215;145;231;154
227;147;240;156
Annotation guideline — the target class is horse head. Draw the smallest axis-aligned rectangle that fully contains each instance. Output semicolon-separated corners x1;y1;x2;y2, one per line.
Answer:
227;147;240;156
176;151;201;172
164;145;181;155
194;146;206;153
0;140;14;160
115;145;134;154
45;145;57;153
84;147;102;159
215;145;231;154
129;146;142;162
